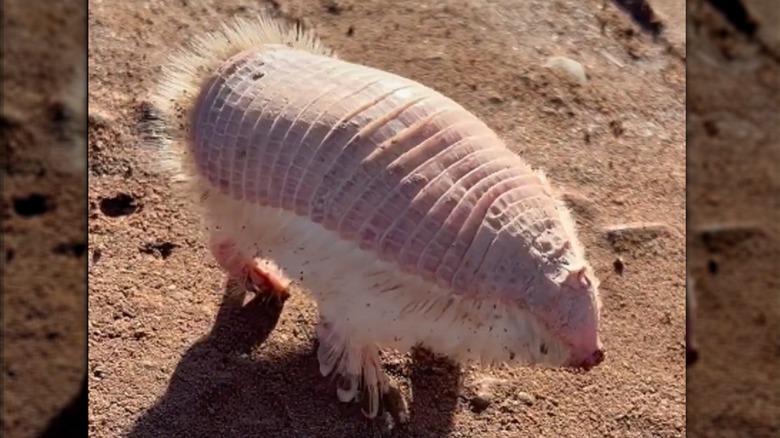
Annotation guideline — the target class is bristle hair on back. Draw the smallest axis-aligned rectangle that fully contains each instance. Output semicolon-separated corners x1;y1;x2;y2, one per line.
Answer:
147;13;334;184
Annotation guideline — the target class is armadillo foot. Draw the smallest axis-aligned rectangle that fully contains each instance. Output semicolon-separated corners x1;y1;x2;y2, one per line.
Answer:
209;236;290;300
316;319;409;424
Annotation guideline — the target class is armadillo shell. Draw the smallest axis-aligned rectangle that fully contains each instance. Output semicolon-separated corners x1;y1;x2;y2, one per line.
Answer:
190;45;579;299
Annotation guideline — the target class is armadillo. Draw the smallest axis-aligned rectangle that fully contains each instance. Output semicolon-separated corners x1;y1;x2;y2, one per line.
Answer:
149;14;604;421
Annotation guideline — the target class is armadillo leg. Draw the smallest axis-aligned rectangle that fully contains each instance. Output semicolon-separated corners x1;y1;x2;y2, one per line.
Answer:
316;318;409;422
208;234;291;300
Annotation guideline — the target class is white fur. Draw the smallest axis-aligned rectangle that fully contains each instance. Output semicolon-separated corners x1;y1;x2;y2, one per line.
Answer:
199;181;571;369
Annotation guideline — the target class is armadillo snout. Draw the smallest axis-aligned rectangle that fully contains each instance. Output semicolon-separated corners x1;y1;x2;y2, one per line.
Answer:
554;269;603;370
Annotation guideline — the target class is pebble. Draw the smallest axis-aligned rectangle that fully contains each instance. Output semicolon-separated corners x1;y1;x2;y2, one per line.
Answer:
468;376;502;413
470;391;493;413
516;391;535;406
544;56;587;85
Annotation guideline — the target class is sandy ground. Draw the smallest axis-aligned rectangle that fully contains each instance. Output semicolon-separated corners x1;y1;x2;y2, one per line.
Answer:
2;0;87;437
686;0;779;436
87;0;687;437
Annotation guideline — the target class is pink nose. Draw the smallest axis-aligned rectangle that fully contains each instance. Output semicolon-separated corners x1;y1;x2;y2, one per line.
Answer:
568;348;605;371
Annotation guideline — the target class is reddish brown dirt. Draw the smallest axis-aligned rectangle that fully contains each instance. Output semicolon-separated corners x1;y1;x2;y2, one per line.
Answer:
88;1;687;437
2;1;87;437
687;0;779;437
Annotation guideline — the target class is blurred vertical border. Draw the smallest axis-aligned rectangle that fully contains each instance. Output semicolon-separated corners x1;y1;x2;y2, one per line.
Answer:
687;0;779;436
1;0;88;436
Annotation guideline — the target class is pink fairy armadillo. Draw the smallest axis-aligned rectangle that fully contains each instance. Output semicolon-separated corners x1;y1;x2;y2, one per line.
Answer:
149;15;604;420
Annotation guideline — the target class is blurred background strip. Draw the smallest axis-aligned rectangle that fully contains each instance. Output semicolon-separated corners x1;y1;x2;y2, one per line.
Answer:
687;0;779;436
1;0;88;436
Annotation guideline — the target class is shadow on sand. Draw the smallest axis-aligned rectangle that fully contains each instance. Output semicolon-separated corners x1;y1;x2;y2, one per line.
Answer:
39;374;87;438
127;286;460;437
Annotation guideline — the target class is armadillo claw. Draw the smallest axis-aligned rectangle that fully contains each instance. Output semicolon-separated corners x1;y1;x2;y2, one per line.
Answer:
358;379;409;425
336;374;359;402
209;237;290;300
316;318;408;422
244;259;291;300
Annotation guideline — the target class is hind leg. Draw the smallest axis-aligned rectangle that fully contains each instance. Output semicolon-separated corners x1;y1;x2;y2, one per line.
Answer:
316;316;409;423
208;232;291;300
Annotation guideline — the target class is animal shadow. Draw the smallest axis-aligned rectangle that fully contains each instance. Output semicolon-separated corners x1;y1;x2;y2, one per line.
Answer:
38;374;87;438
127;285;459;438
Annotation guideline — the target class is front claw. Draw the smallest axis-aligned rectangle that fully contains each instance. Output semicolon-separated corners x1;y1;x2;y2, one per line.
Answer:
336;374;360;403
244;258;291;300
316;318;410;424
210;237;291;302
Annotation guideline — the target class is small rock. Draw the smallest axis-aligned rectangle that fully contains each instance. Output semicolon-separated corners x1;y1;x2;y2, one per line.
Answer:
516;391;535;406
488;95;504;104
544;56;587;85
468;376;501;413
121;305;136;318
470;391;493;413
